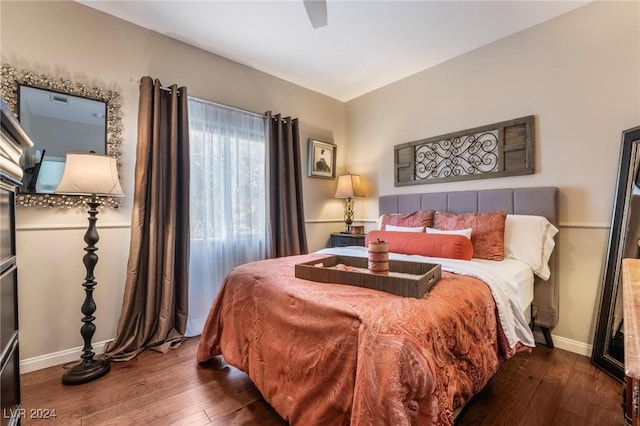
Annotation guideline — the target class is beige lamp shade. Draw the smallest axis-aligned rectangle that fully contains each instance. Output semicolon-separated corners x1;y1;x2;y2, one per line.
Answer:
56;153;124;197
335;173;365;198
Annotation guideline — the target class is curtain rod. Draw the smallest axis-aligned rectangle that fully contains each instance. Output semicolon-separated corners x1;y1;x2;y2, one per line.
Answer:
188;94;266;119
151;84;287;122
137;79;257;117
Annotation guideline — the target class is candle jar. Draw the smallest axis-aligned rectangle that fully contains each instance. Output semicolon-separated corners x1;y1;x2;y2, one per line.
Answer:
368;240;389;273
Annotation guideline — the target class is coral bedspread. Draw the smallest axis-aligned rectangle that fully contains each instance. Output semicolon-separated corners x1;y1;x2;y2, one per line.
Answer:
197;254;521;425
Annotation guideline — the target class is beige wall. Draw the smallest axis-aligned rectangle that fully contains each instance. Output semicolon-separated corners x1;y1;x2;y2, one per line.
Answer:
1;1;346;364
345;1;640;351
2;0;638;366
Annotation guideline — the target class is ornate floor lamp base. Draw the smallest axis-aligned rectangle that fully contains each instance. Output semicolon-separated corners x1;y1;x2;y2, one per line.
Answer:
62;359;110;385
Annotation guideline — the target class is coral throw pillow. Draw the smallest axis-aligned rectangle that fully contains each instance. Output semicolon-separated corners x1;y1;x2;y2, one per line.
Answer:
365;230;474;260
435;211;507;260
380;210;434;231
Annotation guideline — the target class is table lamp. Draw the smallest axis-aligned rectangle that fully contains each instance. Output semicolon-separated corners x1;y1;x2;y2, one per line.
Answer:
335;172;365;233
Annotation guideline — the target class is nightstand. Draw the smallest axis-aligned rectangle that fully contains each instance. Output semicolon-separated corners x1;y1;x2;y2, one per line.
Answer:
329;232;366;248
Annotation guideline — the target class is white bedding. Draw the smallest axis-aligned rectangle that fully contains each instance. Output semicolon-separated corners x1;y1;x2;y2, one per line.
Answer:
472;258;535;313
317;246;536;348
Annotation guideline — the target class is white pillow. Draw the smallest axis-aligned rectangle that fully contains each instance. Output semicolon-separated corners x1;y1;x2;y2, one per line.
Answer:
376;214;408;230
504;214;558;280
426;227;472;239
385;224;425;232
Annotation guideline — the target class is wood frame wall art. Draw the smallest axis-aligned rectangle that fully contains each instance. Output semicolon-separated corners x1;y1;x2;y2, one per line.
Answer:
308;138;336;179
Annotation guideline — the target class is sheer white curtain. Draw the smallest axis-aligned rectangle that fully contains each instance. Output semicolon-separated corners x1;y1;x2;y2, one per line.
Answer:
186;97;270;336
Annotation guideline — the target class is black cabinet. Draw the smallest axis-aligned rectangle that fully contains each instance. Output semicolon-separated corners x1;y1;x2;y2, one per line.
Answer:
1;338;19;426
1;100;33;426
329;232;366;248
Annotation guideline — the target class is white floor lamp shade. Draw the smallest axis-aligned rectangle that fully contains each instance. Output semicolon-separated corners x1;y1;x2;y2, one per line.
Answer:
56;153;124;197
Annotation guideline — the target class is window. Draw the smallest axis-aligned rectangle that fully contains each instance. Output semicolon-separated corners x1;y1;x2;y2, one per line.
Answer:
186;97;270;336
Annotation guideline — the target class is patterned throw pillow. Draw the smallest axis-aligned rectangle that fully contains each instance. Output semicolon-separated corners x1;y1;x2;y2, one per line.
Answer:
380;210;434;231
435;211;507;260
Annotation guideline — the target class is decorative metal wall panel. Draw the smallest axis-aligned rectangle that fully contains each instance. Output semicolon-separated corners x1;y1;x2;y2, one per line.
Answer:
394;116;534;186
414;130;499;180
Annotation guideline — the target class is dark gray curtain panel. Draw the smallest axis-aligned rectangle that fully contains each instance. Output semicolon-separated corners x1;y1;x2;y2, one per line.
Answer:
105;76;190;361
266;112;308;257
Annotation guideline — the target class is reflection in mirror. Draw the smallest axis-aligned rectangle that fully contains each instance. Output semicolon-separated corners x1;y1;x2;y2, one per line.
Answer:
592;125;640;381
19;85;107;193
0;63;122;208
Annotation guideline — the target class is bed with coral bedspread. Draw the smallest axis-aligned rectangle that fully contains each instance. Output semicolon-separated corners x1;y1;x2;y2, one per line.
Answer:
197;187;559;425
198;253;527;425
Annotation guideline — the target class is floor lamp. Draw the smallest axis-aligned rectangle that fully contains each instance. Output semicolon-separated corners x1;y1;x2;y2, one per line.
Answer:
55;153;124;385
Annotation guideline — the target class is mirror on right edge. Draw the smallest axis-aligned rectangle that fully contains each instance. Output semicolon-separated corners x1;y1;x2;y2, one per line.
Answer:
592;125;640;381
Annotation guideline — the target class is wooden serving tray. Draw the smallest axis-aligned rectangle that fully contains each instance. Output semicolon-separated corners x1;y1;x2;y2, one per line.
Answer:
294;255;441;298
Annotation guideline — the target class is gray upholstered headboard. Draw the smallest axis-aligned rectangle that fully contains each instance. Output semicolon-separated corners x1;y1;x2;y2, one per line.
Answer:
379;187;559;335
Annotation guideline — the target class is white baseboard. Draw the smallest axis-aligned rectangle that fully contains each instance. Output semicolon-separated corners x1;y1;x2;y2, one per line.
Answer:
551;334;593;357
20;340;110;374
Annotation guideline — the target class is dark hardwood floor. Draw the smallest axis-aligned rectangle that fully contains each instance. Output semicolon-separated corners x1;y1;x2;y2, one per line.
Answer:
20;337;623;425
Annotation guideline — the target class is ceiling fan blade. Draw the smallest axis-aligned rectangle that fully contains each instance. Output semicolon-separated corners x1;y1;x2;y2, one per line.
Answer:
303;0;327;28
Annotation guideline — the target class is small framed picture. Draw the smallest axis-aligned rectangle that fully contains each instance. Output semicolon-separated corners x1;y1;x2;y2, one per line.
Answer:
308;139;336;179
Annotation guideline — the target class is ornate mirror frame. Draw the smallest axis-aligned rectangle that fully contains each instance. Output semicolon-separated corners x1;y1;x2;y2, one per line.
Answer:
0;63;122;208
592;125;640;381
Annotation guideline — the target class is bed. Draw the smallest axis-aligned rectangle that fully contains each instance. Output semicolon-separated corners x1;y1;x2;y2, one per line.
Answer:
197;187;559;425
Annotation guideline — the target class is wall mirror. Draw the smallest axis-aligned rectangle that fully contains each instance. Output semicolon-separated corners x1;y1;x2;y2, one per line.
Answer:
0;63;122;208
592;125;640;381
